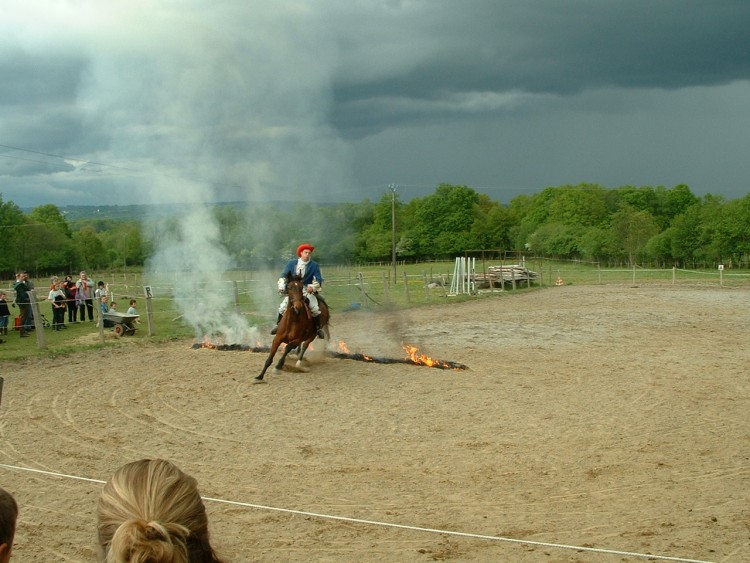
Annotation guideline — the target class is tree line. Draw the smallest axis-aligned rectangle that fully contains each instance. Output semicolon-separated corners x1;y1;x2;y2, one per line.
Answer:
2;182;748;277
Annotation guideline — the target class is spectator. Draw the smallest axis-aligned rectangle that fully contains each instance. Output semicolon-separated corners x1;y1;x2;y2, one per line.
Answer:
126;299;138;316
97;459;224;563
76;271;95;321
95;280;109;301
0;292;9;336
12;271;31;338
0;486;18;562
48;281;67;331
126;299;141;324
63;276;78;323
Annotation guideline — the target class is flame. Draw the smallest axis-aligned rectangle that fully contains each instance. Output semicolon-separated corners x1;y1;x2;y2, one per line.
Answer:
337;340;373;360
201;336;217;349
402;344;450;368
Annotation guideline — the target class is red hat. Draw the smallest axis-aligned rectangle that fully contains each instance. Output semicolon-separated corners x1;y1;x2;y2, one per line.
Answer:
297;243;315;256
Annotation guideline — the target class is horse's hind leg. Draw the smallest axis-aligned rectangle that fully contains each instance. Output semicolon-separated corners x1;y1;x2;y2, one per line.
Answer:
295;340;314;372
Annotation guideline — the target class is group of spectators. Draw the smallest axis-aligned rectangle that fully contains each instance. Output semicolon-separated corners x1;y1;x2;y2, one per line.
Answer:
2;270;139;338
1;458;224;562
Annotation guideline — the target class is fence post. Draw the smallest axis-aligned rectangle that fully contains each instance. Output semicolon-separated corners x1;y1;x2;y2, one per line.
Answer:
358;272;367;309
233;280;240;314
97;296;106;342
144;285;155;336
403;271;410;303
672;266;676;285
382;271;388;302
29;290;47;350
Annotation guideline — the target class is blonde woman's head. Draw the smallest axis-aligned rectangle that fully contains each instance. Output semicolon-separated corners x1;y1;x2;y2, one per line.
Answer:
97;459;222;563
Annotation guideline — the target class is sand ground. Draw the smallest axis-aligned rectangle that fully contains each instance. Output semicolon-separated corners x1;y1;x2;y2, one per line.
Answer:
1;284;749;562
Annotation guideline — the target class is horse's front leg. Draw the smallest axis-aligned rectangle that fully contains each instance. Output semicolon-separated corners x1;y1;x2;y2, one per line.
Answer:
275;342;298;371
255;341;281;382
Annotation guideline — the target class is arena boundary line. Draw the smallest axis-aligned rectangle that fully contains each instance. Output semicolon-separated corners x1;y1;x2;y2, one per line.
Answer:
0;463;716;563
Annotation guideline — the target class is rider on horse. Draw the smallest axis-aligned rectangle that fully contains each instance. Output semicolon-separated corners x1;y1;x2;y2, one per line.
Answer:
271;243;326;339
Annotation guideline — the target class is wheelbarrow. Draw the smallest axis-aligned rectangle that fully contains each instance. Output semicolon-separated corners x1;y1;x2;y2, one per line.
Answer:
102;311;139;336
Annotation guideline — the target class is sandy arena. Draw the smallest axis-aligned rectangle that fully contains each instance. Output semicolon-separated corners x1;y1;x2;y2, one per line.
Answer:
1;284;748;562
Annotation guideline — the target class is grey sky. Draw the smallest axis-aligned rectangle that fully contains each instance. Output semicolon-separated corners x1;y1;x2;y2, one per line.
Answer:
2;0;749;208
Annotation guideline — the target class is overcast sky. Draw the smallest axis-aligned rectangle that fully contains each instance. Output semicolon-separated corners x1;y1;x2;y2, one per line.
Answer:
2;0;750;209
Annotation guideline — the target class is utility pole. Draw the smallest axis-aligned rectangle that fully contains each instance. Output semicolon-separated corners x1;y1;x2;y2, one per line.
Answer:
390;184;397;284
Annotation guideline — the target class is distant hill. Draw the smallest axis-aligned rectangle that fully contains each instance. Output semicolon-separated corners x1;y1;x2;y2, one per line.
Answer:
44;201;304;222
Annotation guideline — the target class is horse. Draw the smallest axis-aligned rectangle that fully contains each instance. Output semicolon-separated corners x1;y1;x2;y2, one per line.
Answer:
254;274;330;382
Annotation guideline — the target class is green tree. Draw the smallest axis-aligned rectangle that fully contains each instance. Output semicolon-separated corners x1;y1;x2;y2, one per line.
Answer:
73;226;107;270
0;195;27;275
411;184;481;258
528;223;581;258
29;204;72;238
610;205;660;265
357;193;399;262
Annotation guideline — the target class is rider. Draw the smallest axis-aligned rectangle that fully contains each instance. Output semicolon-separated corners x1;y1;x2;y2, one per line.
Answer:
271;243;326;339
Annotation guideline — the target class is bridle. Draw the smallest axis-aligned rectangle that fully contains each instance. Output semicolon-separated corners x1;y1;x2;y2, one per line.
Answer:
286;279;306;314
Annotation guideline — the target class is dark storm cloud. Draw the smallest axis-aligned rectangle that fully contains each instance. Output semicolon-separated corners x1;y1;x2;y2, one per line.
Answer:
1;0;749;207
331;0;750;137
0;50;85;106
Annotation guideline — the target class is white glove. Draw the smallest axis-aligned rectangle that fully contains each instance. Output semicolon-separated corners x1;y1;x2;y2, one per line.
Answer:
277;277;286;293
310;278;321;293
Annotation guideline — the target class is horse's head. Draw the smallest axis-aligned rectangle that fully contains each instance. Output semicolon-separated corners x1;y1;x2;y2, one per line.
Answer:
285;274;306;313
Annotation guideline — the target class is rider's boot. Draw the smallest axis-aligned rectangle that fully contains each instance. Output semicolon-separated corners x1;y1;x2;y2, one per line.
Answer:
270;313;282;335
314;314;325;339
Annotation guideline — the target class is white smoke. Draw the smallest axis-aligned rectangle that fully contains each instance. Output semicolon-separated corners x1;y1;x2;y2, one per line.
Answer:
66;2;354;341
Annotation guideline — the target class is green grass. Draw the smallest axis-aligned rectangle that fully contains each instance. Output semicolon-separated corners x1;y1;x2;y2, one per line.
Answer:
3;260;748;362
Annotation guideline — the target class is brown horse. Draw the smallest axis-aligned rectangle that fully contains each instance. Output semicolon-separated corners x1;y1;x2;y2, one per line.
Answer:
254;274;330;382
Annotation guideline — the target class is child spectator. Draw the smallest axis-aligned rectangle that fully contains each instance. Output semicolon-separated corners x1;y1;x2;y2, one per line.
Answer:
0;487;18;562
0;293;9;336
95;281;109;301
48;282;67;331
96;459;224;563
126;299;141;323
126;299;138;315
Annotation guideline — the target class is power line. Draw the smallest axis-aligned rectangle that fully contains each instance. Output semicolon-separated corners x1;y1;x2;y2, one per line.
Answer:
0;143;139;174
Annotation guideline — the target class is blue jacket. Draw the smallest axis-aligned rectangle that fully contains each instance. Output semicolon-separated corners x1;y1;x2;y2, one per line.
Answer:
281;259;324;287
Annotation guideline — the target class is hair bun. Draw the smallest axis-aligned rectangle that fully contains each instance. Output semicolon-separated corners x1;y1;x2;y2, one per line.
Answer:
144;521;169;541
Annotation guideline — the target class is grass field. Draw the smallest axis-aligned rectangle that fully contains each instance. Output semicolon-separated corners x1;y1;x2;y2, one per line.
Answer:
2;259;748;362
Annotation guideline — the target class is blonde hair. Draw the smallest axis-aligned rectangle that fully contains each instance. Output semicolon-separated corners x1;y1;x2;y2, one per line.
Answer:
97;459;223;563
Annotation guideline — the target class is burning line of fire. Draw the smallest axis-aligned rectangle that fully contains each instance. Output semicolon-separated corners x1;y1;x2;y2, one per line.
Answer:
326;351;467;370
191;340;467;370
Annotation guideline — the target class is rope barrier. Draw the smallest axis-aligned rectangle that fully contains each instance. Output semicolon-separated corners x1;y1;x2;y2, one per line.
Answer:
0;463;716;563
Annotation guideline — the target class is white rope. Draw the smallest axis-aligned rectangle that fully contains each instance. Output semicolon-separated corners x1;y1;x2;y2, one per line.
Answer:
0;463;716;563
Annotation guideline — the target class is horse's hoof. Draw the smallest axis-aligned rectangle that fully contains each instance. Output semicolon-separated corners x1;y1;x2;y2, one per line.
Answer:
252;378;266;385
254;375;264;382
295;362;310;373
